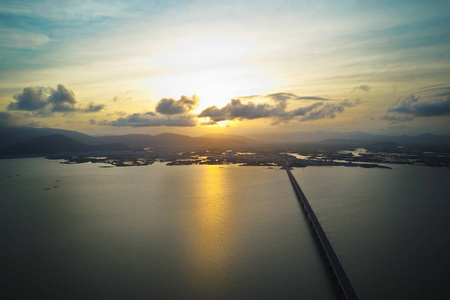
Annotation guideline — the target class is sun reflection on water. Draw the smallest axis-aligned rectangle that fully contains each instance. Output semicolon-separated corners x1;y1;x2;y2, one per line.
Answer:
186;165;233;293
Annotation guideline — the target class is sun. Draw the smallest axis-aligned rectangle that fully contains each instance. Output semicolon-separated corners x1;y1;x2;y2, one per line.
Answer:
146;66;274;112
145;35;276;111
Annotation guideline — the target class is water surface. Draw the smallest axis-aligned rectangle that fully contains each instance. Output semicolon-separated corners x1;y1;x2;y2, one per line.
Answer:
292;165;450;299
1;158;337;299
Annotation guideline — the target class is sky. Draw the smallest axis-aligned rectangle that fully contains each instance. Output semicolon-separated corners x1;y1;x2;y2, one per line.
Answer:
0;0;449;139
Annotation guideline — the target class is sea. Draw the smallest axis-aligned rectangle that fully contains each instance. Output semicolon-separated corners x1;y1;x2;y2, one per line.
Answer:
1;158;449;299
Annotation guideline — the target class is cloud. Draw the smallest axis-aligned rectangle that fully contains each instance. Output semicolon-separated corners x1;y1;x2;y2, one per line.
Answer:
112;90;132;102
238;93;329;104
381;114;414;123
155;95;199;115
24;121;42;127
98;119;109;126
198;98;360;124
89;119;97;125
115;111;127;116
7;87;48;111
417;85;450;98
353;85;372;92
299;99;360;121
106;95;199;127
433;91;450;98
83;102;105;112
109;112;197;127
295;96;330;100
47;84;77;112
7;85;105;116
265;93;300;102
198;99;286;123
382;94;450;122
0;28;51;49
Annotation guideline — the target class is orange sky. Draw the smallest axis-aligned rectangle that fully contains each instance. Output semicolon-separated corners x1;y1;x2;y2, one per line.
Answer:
0;0;449;138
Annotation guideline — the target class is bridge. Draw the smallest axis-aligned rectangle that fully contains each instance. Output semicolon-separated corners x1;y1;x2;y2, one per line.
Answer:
285;168;359;300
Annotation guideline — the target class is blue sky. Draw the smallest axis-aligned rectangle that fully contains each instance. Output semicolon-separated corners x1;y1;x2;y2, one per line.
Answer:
0;0;449;136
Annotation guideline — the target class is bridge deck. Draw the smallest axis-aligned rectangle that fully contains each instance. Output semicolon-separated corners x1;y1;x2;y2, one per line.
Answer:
286;168;359;300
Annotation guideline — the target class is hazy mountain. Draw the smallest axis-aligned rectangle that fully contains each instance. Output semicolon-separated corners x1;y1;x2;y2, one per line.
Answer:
94;133;249;148
0;127;251;150
252;130;450;145
1;126;449;153
319;133;450;146
0;126;96;149
199;133;256;143
0;134;129;156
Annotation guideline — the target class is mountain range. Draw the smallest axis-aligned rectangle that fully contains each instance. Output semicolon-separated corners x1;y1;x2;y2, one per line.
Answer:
1;134;130;155
1;126;449;156
0;127;251;155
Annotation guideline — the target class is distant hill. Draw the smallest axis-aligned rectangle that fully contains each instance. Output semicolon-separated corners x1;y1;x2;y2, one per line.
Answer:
318;133;450;146
0;134;129;156
0;127;250;150
366;141;399;151
250;130;450;145
93;133;249;148
1;126;449;152
0;126;96;149
199;133;256;143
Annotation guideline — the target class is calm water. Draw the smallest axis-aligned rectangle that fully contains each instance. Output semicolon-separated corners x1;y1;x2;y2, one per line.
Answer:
1;159;449;299
1;158;337;299
292;165;450;299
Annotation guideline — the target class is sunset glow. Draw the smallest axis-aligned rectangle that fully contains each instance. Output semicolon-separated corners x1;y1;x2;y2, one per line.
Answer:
1;2;449;298
0;0;448;138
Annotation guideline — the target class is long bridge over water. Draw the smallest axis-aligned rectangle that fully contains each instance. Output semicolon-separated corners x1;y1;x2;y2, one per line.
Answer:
285;167;359;300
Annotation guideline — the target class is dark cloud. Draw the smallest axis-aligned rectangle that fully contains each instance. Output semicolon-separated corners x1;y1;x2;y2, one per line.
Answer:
109;112;196;127
155;95;199;115
198;99;286;123
391;94;450;115
89;119;97;125
103;95;199;127
83;103;105;112
266;93;299;102
7;87;48;111
198;98;360;124
353;85;372;92
98;119;109;126
299;100;360;121
381;114;414;123
295;96;330;100
47;84;77;112
289;102;323;117
7;85;105;116
382;94;450;122
238;93;329;104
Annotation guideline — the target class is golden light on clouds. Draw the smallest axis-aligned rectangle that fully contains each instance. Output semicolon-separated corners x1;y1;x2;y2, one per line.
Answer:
0;1;448;136
145;66;274;112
